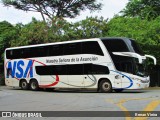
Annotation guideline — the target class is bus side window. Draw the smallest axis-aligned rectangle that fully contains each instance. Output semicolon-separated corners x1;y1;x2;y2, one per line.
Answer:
6;50;13;59
49;45;62;56
63;43;81;55
82;41;104;56
83;64;109;74
55;65;67;75
92;65;109;74
83;64;92;74
67;64;83;75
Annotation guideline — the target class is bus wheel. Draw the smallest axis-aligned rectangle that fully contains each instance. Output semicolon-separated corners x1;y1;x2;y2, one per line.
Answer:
114;89;123;93
99;80;112;93
30;80;39;91
20;80;28;90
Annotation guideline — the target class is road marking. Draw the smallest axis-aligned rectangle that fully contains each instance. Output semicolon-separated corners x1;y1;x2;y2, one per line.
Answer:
114;98;151;120
106;97;160;120
135;100;160;120
116;99;131;120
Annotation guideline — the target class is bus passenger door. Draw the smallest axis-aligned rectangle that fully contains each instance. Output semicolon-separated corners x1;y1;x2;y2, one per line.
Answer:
67;64;85;88
121;62;133;89
114;61;133;89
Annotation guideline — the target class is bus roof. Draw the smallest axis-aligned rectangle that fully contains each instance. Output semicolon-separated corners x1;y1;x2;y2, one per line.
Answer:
5;37;132;51
5;38;100;50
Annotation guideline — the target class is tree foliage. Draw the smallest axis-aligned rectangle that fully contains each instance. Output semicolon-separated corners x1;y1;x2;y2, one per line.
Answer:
0;21;18;60
1;15;160;65
66;17;108;39
2;0;102;22
107;16;160;64
107;16;160;45
11;18;51;46
121;0;160;20
1;16;160;64
10;16;108;46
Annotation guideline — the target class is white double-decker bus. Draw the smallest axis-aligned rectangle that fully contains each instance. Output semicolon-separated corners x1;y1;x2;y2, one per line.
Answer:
4;37;156;92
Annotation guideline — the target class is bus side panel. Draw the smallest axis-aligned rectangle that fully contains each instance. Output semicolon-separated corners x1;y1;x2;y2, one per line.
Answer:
68;75;84;88
84;75;97;88
5;78;13;87
39;75;69;88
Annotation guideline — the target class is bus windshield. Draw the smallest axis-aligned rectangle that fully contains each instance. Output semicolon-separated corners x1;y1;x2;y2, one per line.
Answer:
113;56;148;77
135;60;148;77
102;38;148;77
129;39;144;55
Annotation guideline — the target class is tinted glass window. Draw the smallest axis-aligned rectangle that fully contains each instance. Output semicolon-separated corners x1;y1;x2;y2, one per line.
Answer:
25;46;48;58
102;40;129;52
36;64;109;75
84;64;109;74
36;65;67;75
63;43;81;55
6;49;22;59
6;46;49;59
92;64;109;74
67;64;83;75
83;64;92;74
82;41;104;56
6;50;11;59
111;55;135;74
6;41;104;59
130;39;144;55
49;45;63;56
36;64;83;75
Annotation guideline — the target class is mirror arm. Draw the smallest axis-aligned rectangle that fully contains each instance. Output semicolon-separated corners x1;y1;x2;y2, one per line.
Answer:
145;55;157;65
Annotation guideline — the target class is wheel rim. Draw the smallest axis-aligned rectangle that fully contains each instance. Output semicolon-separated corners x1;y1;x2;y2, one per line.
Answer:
102;82;111;91
22;82;27;88
31;82;37;90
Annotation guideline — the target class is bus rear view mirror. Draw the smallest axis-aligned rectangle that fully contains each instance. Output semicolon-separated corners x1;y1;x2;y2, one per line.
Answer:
145;55;157;65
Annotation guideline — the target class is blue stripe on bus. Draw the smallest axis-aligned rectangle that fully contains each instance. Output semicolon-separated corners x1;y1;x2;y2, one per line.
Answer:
110;70;133;89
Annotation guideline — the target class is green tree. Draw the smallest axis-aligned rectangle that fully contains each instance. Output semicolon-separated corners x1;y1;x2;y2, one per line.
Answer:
67;16;108;39
0;21;18;85
107;16;160;64
13;17;109;46
1;0;102;22
121;0;160;20
107;16;152;44
147;16;160;45
11;17;72;46
0;21;18;60
11;18;49;46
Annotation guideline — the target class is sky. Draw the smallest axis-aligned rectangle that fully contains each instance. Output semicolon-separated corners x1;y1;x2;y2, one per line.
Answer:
0;0;129;24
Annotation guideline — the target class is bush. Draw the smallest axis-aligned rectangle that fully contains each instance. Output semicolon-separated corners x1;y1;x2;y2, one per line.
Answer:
0;64;5;86
0;73;5;86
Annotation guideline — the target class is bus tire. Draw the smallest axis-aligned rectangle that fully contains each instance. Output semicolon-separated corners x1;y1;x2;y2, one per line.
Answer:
20;80;29;90
98;79;112;93
30;80;39;91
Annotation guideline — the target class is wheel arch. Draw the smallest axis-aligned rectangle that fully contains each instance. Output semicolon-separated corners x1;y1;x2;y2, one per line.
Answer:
29;78;38;84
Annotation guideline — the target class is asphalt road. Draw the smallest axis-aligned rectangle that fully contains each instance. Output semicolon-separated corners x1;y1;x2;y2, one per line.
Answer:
0;86;160;120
